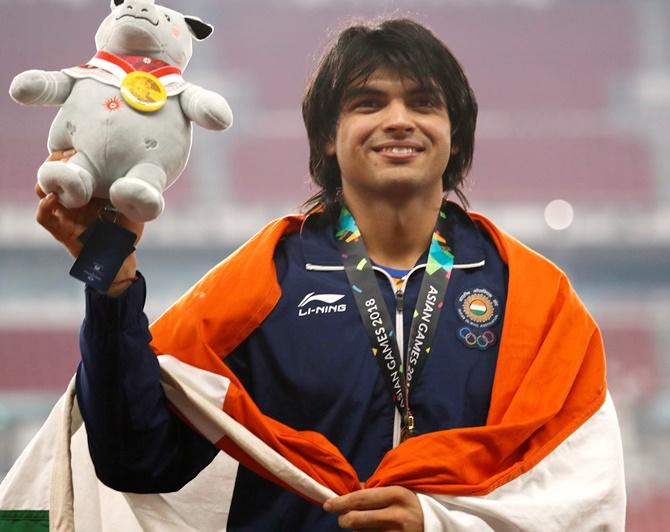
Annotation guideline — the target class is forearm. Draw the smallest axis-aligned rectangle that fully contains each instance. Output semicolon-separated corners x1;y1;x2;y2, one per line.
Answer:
77;274;218;493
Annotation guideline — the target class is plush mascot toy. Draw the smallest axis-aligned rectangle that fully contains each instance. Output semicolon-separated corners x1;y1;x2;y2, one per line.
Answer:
9;0;233;222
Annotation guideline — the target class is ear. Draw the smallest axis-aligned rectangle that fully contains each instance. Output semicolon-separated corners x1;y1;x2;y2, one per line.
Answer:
185;16;214;41
325;139;336;156
110;0;124;8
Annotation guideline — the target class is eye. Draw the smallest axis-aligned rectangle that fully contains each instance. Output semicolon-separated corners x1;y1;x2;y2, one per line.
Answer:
412;96;445;112
417;99;434;107
164;14;171;22
353;98;383;111
358;99;379;108
411;97;437;109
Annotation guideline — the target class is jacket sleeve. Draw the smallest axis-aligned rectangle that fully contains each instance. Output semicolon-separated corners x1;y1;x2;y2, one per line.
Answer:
76;273;219;493
415;393;626;531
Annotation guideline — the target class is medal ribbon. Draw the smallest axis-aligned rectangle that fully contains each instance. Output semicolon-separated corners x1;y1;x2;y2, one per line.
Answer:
84;51;182;113
89;51;182;78
335;206;454;438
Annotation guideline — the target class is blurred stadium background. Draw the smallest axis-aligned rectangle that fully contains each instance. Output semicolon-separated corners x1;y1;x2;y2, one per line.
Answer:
1;0;668;528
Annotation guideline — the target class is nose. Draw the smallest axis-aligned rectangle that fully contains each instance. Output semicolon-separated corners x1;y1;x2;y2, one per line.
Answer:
123;1;156;12
381;99;415;135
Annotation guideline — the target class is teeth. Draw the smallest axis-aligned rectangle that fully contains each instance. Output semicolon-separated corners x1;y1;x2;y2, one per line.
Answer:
380;147;418;153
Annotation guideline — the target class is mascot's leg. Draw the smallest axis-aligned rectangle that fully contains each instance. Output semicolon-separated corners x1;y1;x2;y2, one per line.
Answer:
109;163;167;222
37;153;96;208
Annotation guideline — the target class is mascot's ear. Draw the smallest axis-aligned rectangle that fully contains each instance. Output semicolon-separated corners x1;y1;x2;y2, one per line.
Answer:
185;16;214;41
110;0;125;8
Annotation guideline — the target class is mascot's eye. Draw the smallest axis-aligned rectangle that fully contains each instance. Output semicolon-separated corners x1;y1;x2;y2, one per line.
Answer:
164;14;171;22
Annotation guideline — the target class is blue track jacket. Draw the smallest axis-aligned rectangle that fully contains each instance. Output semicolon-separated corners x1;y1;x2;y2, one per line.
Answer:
77;202;508;530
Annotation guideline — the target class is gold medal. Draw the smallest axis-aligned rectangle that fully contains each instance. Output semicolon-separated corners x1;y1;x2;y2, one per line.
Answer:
400;414;416;443
120;71;167;113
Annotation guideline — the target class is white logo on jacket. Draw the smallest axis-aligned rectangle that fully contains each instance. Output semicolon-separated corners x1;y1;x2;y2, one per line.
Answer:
298;292;347;316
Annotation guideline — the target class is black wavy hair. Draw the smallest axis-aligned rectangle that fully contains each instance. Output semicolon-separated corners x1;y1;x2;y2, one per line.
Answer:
302;18;478;217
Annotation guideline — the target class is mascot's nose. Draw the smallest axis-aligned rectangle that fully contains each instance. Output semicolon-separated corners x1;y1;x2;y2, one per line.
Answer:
119;1;160;24
122;1;157;13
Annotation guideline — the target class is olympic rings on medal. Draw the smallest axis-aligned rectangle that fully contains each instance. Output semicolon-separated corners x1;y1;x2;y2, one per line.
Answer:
457;326;496;351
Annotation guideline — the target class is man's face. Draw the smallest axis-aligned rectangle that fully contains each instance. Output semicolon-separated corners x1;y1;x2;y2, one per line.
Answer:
326;69;452;201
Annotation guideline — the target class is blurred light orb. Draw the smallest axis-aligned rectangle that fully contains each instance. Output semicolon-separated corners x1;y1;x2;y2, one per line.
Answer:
544;199;574;230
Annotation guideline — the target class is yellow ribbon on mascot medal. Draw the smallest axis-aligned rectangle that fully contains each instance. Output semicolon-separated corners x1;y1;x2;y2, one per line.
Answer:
120;71;167;112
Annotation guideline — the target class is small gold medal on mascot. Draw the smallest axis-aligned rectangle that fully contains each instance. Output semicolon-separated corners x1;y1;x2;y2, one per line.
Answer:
120;71;167;112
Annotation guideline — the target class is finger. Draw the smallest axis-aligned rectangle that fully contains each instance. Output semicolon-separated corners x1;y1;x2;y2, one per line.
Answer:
46;150;64;162
34;182;46;199
35;193;59;227
35;194;72;239
35;197;84;257
338;508;402;530
46;148;75;163
325;487;403;513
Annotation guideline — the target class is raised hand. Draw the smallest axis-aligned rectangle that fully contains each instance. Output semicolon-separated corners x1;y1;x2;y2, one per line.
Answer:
35;149;143;296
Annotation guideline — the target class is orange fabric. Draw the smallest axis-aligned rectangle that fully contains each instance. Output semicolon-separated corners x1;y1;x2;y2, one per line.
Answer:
150;216;360;496
366;212;606;494
149;212;606;498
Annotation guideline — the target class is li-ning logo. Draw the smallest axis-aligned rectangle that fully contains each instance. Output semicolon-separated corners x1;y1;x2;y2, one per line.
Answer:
298;292;347;317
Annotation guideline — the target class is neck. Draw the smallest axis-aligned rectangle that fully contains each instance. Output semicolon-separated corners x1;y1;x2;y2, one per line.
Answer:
343;190;443;270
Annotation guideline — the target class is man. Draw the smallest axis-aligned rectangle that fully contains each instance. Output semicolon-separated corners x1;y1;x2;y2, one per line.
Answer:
33;19;624;531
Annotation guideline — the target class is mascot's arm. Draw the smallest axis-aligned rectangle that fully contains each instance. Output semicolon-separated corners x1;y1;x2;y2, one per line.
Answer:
9;70;75;106
179;82;233;131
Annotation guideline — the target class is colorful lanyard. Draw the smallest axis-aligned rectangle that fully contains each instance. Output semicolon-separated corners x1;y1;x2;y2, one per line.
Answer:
335;206;455;440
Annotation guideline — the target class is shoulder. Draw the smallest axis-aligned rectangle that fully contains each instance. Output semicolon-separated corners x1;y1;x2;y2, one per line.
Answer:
467;209;569;284
245;214;305;248
211;214;305;275
466;210;596;341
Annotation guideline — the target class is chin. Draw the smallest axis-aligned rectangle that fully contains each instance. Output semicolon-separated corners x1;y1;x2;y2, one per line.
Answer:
372;177;436;201
381;170;438;189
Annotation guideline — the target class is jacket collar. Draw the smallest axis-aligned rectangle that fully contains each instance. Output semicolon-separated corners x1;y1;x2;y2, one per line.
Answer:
300;201;486;270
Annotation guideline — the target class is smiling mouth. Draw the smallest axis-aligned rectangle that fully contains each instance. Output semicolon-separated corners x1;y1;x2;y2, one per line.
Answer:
374;146;424;154
115;13;159;26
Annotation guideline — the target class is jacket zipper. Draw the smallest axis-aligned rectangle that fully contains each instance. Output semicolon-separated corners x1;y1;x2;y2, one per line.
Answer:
305;259;483;446
374;265;424;447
